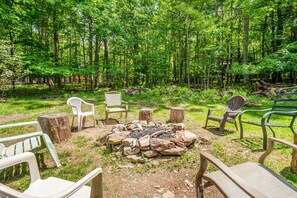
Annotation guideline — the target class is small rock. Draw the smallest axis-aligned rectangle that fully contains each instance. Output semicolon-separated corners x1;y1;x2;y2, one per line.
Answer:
107;131;130;145
172;123;185;130
160;146;186;156
112;144;123;152
143;150;159;158
182;130;197;146
126;155;145;163
151;160;160;167
138;135;151;150
122;138;137;147
150;138;176;152
184;179;193;188
123;146;141;155
162;190;175;198
199;136;212;145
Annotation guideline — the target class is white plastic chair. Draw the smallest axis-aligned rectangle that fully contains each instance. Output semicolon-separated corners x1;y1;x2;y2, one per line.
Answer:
104;92;128;123
0;121;61;167
67;97;96;131
0;152;103;198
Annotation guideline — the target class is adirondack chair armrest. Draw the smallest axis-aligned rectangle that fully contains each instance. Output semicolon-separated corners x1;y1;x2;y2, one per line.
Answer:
51;168;103;198
0;121;41;130
225;110;241;115
196;152;266;198
259;137;297;164
207;109;222;116
0;132;43;144
0;152;40;183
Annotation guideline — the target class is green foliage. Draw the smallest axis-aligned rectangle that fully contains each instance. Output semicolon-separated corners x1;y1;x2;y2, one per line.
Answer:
0;40;29;89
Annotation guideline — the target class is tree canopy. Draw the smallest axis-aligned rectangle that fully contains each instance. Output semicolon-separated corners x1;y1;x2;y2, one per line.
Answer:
0;0;296;89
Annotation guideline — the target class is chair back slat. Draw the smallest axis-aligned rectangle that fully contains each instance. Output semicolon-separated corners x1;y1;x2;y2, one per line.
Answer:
105;92;122;106
227;96;246;111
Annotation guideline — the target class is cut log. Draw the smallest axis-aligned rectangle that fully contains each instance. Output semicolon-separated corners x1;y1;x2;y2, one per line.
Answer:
169;107;185;123
37;114;71;143
139;108;153;124
291;133;297;173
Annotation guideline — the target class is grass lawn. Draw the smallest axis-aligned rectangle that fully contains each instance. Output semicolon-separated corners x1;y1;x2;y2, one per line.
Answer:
0;85;296;197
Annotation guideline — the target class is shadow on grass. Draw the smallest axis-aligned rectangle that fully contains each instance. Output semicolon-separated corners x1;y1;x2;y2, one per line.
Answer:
280;167;297;186
205;127;236;136
232;137;289;152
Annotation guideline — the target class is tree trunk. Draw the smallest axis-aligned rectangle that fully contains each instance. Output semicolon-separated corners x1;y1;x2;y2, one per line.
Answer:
103;40;110;86
262;15;268;58
276;1;284;50
94;34;100;87
243;14;249;83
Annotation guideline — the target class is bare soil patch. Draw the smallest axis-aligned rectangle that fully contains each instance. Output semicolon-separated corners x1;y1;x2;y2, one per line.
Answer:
52;120;224;198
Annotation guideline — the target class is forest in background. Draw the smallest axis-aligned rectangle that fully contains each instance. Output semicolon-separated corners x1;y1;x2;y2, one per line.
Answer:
0;0;297;91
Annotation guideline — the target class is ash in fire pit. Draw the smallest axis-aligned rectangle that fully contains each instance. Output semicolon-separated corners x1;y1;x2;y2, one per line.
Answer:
106;121;197;158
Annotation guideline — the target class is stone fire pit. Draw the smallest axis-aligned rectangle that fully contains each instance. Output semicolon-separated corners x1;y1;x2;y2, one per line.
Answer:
106;120;197;159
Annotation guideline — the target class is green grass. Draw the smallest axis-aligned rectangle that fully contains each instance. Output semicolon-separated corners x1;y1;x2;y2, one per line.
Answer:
1;84;297;191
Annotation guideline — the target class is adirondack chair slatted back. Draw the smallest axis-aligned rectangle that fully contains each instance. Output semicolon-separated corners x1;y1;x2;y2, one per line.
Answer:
226;96;246;118
0;121;61;167
67;97;83;114
105;92;122;106
5;136;42;157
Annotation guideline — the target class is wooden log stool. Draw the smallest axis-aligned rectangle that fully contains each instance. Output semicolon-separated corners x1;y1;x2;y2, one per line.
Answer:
139;108;153;124
37;114;71;143
169;107;185;123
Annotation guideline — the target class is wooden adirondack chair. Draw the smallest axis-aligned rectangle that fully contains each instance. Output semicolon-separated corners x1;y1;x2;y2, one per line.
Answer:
205;95;246;132
0;121;61;167
104;92;128;123
0;152;103;198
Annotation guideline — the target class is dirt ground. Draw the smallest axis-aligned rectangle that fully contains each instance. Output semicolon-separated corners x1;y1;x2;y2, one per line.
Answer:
54;119;224;198
1;115;224;198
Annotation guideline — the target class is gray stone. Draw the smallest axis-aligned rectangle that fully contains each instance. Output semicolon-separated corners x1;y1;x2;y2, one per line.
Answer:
150;138;176;152
199;136;212;145
160;146;186;156
143;150;159;158
122;138;137;147
107;132;130;145
172;123;185;130
112;144;123;152
182;130;197;146
126;155;145;163
138;135;150;150
123;146;141;155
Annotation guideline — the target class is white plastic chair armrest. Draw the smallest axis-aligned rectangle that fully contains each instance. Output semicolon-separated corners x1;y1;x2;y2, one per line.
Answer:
0;132;43;144
51;168;102;198
0;121;41;131
0;184;34;198
0;152;40;183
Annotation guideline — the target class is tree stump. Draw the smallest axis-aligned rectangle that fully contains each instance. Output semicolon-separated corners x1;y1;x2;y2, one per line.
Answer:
169;107;185;123
139;108;153;124
37;114;71;143
291;133;297;173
